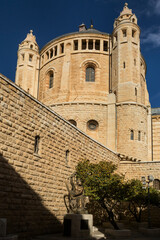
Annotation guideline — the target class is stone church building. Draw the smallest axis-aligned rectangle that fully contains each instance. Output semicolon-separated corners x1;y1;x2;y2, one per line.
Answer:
15;3;159;163
0;3;160;239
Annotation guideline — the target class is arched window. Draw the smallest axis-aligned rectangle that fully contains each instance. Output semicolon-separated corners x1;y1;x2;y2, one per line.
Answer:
86;67;95;82
48;71;54;88
68;119;77;127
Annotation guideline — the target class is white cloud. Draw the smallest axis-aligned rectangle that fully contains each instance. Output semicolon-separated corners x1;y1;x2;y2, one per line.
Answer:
141;26;160;47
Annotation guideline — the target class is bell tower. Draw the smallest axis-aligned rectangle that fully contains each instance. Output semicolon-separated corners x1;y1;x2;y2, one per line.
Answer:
15;30;40;98
112;3;151;161
112;3;141;103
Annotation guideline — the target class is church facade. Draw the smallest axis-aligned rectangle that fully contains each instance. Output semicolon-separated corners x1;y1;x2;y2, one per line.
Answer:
15;3;160;163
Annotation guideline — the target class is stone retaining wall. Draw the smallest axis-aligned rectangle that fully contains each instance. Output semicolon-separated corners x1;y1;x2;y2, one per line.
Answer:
0;74;119;239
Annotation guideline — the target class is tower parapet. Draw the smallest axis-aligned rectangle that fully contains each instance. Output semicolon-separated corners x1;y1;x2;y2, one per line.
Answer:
15;30;40;98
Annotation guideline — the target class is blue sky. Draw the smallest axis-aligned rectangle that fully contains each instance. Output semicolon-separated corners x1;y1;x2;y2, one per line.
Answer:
0;0;160;107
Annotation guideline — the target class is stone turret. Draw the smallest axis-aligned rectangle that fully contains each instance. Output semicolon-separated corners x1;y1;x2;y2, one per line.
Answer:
111;3;151;161
112;3;141;103
15;30;40;98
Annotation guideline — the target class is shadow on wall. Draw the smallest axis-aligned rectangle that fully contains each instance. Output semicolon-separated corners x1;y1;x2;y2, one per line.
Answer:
0;153;63;240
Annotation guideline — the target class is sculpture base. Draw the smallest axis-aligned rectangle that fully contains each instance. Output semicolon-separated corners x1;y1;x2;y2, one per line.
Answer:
63;214;93;238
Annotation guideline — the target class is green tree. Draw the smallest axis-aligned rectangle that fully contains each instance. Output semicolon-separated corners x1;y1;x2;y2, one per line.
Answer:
76;160;126;230
125;179;160;222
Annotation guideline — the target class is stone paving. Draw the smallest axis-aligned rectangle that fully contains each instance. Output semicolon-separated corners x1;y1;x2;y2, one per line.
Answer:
33;227;160;240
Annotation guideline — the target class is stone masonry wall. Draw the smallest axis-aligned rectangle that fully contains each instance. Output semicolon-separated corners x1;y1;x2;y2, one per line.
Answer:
0;74;119;239
118;161;160;226
152;115;160;161
118;161;160;181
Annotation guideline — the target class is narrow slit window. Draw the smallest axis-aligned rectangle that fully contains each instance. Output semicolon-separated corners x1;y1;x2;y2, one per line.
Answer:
123;62;126;68
54;46;57;56
50;49;53;58
134;59;136;66
60;43;64;53
86;67;95;82
34;135;40;154
135;88;137;96
122;29;127;37
74;40;78;50
95;40;100;50
42;55;44;64
65;150;70;165
103;41;108;51
88;40;93;50
138;131;141;141
22;54;24;61
132;29;136;38
29;54;33;62
82;40;86;50
130;130;134;140
49;71;54;88
46;51;49;59
114;33;117;43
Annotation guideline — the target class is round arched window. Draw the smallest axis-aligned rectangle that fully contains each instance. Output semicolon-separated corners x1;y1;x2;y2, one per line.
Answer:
87;120;98;130
86;67;95;82
68;119;77;127
46;70;54;89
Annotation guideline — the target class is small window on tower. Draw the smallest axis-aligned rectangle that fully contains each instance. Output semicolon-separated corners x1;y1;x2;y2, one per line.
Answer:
74;40;78;50
82;40;87;50
29;54;33;62
103;41;108;51
138;131;141;141
50;49;53;58
134;59;136;66
114;33;117;43
60;43;64;54
135;88;137;96
30;44;33;49
132;29;136;38
122;29;127;37
46;51;49;59
130;130;134;140
88;40;93;50
22;54;25;61
54;46;57;56
95;40;100;50
123;62;126;68
42;55;44;64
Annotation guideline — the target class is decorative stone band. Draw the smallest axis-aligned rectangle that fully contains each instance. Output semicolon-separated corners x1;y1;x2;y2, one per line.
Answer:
116;102;149;111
